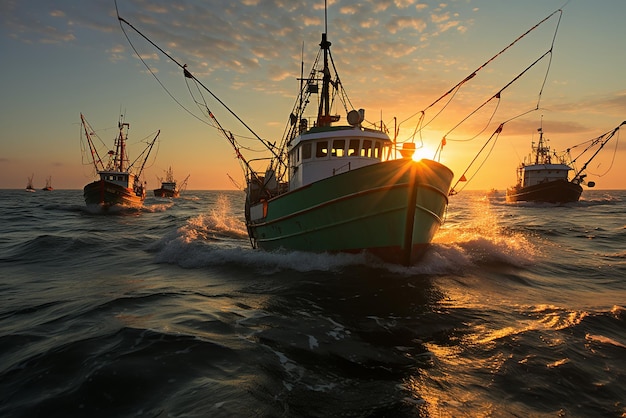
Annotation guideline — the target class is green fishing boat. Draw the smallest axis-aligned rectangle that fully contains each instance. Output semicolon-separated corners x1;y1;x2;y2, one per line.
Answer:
242;30;453;265
117;3;453;264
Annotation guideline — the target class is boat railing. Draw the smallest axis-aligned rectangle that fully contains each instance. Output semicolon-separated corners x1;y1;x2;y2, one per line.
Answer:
332;162;351;175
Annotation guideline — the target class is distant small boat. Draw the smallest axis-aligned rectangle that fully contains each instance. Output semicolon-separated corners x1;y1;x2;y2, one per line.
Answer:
80;113;159;208
506;121;625;203
26;174;35;192
153;167;189;198
42;176;54;191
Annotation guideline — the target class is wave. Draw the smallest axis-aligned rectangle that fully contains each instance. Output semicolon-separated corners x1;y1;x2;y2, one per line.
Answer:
0;325;240;417
148;190;538;276
152;222;533;278
578;193;623;206
2;234;100;263
142;202;175;213
80;202;175;215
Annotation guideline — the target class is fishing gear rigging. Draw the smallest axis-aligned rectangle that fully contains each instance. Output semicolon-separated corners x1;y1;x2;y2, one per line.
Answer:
439;7;565;195
568;121;625;181
114;1;283;184
115;0;568;196
79;114;160;174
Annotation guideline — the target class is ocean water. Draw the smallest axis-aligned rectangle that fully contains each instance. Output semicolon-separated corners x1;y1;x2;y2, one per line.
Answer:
0;188;624;417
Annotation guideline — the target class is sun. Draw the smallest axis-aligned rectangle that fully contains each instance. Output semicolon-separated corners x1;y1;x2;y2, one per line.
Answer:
412;144;438;161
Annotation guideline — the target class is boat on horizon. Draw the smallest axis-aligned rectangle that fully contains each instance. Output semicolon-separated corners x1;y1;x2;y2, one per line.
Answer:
153;167;189;198
506;121;625;203
80;113;159;209
26;174;35;192
506;126;582;203
42;176;53;191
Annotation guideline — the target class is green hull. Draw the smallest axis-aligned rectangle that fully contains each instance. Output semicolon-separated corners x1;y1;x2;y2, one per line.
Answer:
246;158;453;265
84;180;144;208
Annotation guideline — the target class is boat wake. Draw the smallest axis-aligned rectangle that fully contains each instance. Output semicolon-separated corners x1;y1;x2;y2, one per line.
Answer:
423;196;537;273
150;195;534;276
431;224;535;268
141;202;175;213
80;202;174;215
178;195;200;201
578;194;622;206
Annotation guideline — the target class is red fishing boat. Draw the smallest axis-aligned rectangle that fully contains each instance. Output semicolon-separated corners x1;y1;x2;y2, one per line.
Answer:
81;113;159;208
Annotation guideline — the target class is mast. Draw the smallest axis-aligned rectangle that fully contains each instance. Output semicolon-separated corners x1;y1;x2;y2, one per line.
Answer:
534;127;551;165
80;113;106;172
317;0;332;127
535;128;542;164
317;33;332;127
136;130;160;178
115;116;130;172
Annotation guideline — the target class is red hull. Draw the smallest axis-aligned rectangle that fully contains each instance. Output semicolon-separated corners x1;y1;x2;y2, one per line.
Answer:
84;180;144;208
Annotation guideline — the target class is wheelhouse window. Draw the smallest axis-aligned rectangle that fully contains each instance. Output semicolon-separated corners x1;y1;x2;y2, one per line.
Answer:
331;139;345;157
348;139;359;156
302;143;312;160
374;141;382;159
361;140;372;157
316;141;328;158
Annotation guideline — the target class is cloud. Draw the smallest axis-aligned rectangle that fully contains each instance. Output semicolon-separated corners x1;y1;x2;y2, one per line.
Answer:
551;90;626;115
385;16;428;34
431;12;449;23
395;0;417;9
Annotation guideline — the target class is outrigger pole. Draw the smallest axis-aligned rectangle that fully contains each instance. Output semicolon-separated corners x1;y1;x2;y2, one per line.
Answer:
114;1;280;163
571;121;626;183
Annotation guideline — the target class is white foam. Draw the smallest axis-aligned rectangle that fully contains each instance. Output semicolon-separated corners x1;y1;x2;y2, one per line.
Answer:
308;335;319;349
153;192;537;273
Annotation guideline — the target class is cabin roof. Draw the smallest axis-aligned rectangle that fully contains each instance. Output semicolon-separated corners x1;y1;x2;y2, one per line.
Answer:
523;164;571;171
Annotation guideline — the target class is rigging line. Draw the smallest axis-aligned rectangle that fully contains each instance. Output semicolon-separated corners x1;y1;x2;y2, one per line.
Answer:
135;131;160;177
408;85;462;142
567;124;623;152
569;139;602;162
447;105;541;194
588;132;619;177
184;78;267;164
128;130;160;171
399;8;564;128
534;9;563;109
184;75;252;148
184;77;226;133
115;11;209;129
115;2;279;160
501;107;543;126
328;51;354;113
573;121;625;178
444;49;553;144
446;99;502;144
449;123;505;195
568;134;611;164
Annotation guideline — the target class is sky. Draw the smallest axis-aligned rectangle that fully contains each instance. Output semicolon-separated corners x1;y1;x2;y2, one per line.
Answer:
1;0;625;191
